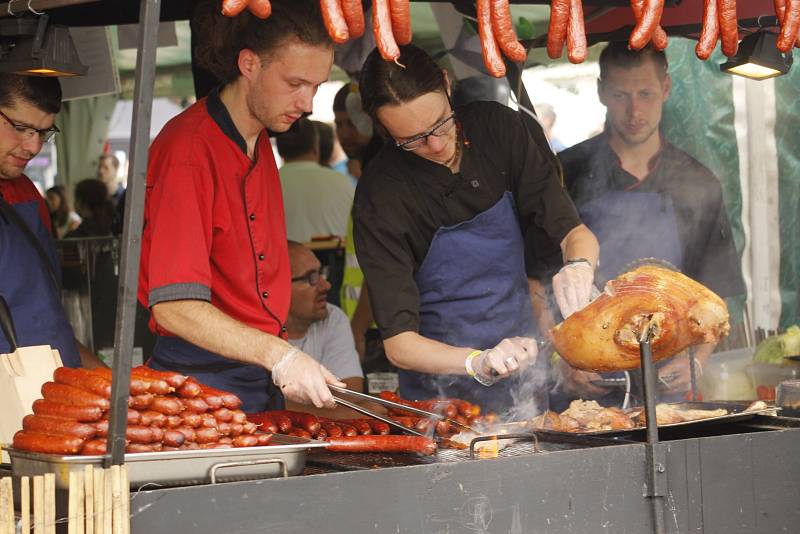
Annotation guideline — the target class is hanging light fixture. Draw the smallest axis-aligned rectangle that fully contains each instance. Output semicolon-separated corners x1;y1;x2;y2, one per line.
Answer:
0;15;88;77
720;30;793;80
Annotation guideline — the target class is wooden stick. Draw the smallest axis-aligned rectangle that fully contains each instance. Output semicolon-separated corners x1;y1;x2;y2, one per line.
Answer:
120;466;130;534
84;466;94;534
69;472;78;534
103;468;112;534
93;468;104;534
0;476;10;534
76;471;85;534
44;473;55;534
33;475;44;534
21;476;31;534
110;466;122;534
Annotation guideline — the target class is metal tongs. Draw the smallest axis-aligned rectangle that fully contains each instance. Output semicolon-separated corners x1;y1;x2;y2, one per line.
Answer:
329;385;478;438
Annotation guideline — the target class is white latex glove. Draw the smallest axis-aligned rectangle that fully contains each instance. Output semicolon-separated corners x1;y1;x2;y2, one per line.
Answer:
467;337;538;386
272;348;346;408
552;262;595;319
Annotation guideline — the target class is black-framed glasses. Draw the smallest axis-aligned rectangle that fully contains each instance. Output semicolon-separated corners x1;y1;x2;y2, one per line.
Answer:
0;109;60;143
291;265;329;286
395;111;456;151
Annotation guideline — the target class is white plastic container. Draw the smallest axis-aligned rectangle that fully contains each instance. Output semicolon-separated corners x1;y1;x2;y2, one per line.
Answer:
701;348;756;401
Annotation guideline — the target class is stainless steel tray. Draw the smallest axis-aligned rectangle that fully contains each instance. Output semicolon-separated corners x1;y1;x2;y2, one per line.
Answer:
8;434;329;489
533;401;779;437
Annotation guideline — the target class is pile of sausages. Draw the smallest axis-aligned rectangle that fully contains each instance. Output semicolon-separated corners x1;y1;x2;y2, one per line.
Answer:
13;367;270;456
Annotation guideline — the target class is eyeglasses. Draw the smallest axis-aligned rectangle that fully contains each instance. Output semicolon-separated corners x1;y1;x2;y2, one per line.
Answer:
291;265;329;287
0;109;59;143
395;111;456;151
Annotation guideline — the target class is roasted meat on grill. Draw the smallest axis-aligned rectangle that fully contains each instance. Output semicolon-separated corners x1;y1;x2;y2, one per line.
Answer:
550;266;730;372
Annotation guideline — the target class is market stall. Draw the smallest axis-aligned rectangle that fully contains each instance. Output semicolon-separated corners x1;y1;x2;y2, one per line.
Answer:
1;1;799;533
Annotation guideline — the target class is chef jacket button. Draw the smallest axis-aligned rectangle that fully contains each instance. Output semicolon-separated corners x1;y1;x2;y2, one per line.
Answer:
258;253;265;261
281;326;287;333
262;291;269;298
249;213;256;221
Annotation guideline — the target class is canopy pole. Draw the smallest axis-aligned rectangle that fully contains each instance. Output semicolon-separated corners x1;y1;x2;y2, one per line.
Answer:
105;0;161;467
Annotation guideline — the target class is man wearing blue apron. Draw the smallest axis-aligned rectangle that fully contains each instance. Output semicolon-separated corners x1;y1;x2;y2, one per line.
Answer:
551;43;745;406
353;45;599;415
0;74;103;369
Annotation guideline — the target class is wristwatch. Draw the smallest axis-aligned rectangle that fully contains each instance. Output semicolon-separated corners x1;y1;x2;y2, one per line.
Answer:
566;258;593;268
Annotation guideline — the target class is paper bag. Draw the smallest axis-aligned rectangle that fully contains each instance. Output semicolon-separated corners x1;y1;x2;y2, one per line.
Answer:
0;345;62;461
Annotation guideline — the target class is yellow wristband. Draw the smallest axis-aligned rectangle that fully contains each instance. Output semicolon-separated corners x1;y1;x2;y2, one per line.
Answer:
465;350;483;377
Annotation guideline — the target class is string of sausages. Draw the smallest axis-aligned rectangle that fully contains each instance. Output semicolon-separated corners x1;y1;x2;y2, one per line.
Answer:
13;367;270;455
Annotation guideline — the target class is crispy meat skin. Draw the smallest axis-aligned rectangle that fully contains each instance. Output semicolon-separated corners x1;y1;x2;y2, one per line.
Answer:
551;266;730;372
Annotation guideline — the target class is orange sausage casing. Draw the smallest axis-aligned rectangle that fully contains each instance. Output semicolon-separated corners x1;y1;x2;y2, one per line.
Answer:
247;412;290;433
129;393;154;410
321;0;350;44
139;410;166;427
373;0;401;61
269;410;321;435
695;0;719;60
389;0;412;45
196;427;222;444
94;422;156;444
478;0;506;77
490;0;526;63
13;430;85;455
32;399;103;422
232;435;259;448
777;0;800;52
180;397;209;414
367;419;391;435
81;439;107;456
88;367;151;395
631;0;668;51
149;396;184;416
287;428;312;439
163;430;186;448
320;421;343;438
547;0;570;59
126;443;159;454
181;413;203;428
241;421;258;435
221;0;248;17
256;433;273;446
629;0;664;51
175;426;197;443
177;380;202;399
247;0;272;19
133;366;187;389
717;0;739;57
325;435;437;455
54;367;112;397
41;382;111;410
341;0;366;38
22;415;97;440
339;419;372;435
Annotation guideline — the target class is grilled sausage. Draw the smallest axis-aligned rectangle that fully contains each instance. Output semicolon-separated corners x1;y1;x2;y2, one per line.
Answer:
335;421;359;437
695;0;719;60
230;410;247;424
366;419;391;435
315;427;328;440
22;415;97;440
232;435;260;448
149;396;183;416
94;422;156;444
41;382;110;410
181;413;202;428
629;0;664;51
127;409;142;425
200;443;232;449
406;400;458;420
325;435;437;455
175;426;197;443
54;367;112;397
775;0;800;48
256;433;273;446
196;427;222;444
778;0;800;52
163;430;186;448
89;367;150;395
446;399;481;418
165;415;183;429
149;426;165;443
221;0;248;17
217;422;233;437
200;413;218;428
180;397;209;414
320;421;343;438
81;439;107;456
248;412;291;433
268;410;321;435
177;380;202;399
490;0;526;62
13;430;85;455
139;410;166;428
321;0;350;44
287;428;312;439
125;369;171;395
230;423;244;437
126;443;158;454
32;399;103;422
128;393;154;411
132;367;188;389
478;0;506;77
199;393;223;410
717;0;739;57
389;0;412;45
373;0;401;61
338;419;372;435
212;408;233;423
547;0;570;59
631;0;668;51
247;0;272;19
341;0;366;37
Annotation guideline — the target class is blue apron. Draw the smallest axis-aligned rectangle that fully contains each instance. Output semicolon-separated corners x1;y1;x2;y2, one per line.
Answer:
399;191;547;414
149;336;283;414
576;188;686;406
0;199;80;367
579;190;682;287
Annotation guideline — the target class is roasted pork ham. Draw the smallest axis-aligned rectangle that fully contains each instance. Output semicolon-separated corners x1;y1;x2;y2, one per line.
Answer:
551;266;730;372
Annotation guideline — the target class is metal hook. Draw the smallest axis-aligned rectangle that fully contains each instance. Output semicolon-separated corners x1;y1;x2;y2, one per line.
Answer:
7;0;17;17
26;0;43;15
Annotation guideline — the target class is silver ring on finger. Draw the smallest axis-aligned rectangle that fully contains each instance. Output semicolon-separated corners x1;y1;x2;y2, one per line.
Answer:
505;356;516;366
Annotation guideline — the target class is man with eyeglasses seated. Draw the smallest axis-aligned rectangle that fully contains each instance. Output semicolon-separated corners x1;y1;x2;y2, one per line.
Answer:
352;45;599;414
0;73;103;369
284;241;376;418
